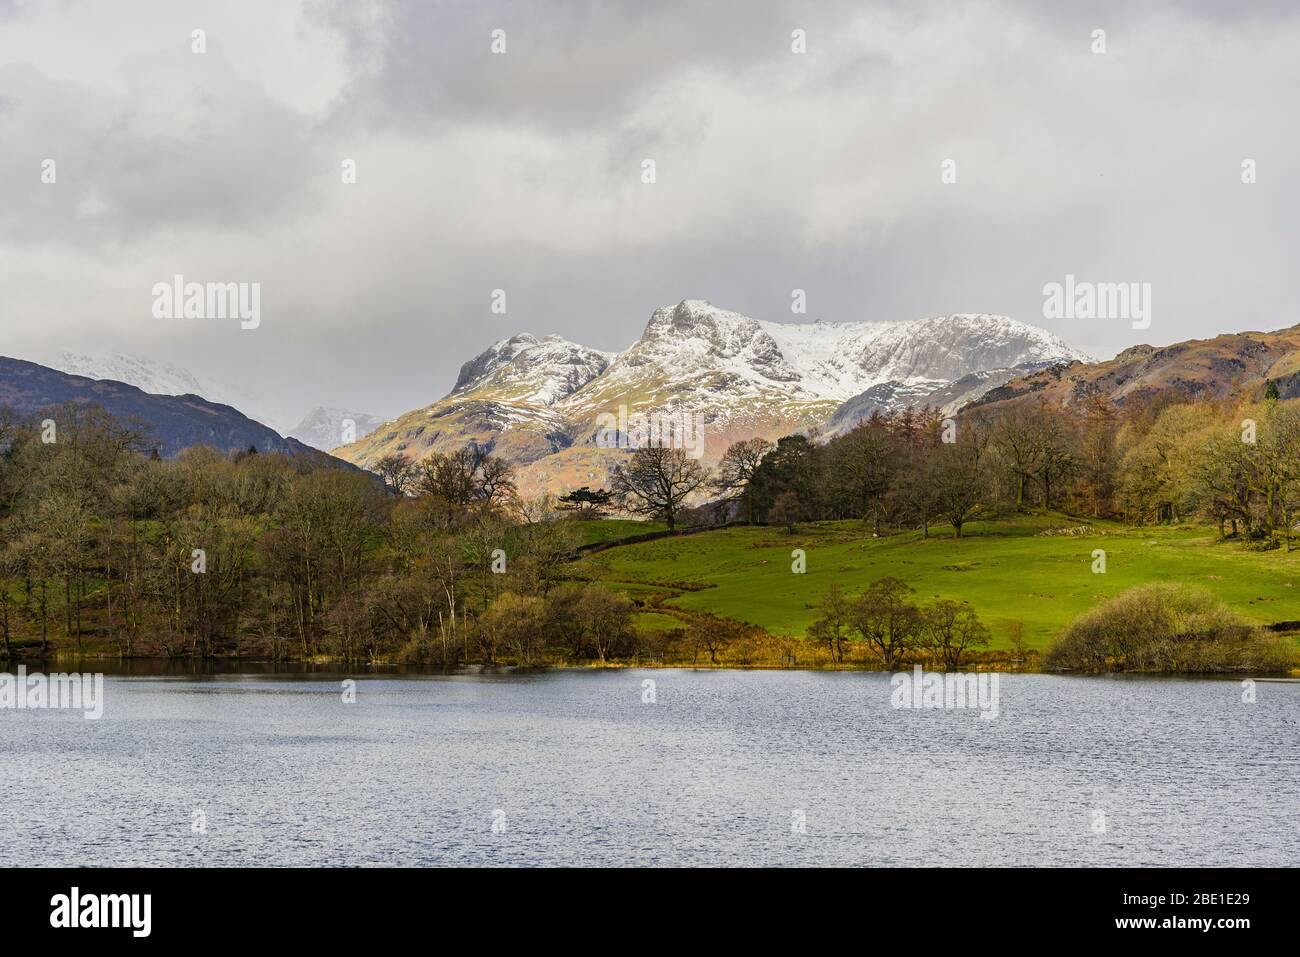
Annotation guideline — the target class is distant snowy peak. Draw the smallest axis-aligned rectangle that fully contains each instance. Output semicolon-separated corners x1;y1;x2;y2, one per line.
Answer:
626;299;802;386
641;299;764;351
47;351;283;430
861;313;1091;382
452;334;543;392
453;333;615;406
52;351;208;399
445;300;1086;415
598;300;1088;404
288;407;387;452
757;311;1089;397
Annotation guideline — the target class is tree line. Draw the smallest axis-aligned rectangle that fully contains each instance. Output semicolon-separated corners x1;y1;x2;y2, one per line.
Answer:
807;578;991;669
3;384;1297;662
615;388;1300;549
0;403;643;663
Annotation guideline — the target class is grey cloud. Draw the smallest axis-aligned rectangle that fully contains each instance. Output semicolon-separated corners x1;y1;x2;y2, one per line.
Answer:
317;0;863;134
0;54;320;246
2;0;1299;427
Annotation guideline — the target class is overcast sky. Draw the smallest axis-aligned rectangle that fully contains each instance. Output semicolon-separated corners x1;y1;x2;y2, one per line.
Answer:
2;0;1298;424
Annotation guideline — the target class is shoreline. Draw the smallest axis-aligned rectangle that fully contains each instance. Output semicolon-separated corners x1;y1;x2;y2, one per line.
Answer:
3;653;1297;679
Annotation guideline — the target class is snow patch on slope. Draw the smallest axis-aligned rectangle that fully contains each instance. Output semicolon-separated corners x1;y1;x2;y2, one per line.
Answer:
453;334;616;405
48;351;284;430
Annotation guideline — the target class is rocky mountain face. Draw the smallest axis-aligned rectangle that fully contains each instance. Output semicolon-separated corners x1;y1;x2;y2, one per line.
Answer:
0;356;338;460
968;326;1300;414
334;300;1086;495
824;361;1063;435
451;333;615;403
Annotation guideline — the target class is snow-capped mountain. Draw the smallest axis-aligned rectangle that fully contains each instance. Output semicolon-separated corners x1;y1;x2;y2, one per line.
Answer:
824;361;1066;436
51;351;209;400
47;351;283;431
563;301;1086;426
452;333;615;406
287;407;388;453
763;312;1088;389
333;300;1087;494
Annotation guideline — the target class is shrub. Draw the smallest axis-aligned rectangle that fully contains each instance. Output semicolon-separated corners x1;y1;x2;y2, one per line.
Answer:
482;592;549;667
1044;584;1296;673
545;583;636;663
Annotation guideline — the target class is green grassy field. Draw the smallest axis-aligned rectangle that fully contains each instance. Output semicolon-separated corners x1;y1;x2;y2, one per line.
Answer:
575;515;1300;651
572;518;668;546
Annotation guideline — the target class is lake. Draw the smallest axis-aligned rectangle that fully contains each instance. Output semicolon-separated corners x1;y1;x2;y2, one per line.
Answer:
1;666;1296;866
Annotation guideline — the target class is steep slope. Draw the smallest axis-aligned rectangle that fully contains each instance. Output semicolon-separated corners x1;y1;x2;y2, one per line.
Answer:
968;325;1300;414
0;357;333;460
563;303;1086;440
338;334;615;471
826;360;1062;435
560;301;847;451
759;312;1088;395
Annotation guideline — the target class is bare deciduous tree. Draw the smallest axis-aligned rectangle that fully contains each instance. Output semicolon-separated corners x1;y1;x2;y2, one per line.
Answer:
710;438;773;523
848;576;922;669
919;599;990;668
609;445;710;530
374;453;417;496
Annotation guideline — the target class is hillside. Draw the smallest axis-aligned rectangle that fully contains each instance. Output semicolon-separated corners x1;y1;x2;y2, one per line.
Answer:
46;350;284;432
0;356;334;460
825;360;1061;435
574;517;1300;652
969;324;1300;414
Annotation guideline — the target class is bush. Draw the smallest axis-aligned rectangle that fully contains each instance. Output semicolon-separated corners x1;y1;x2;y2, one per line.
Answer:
545;583;636;663
1044;584;1296;673
482;592;549;667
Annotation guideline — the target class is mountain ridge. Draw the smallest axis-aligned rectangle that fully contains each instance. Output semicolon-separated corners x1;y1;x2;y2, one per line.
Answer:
0;356;344;463
967;325;1300;414
46;350;285;432
334;300;1087;494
